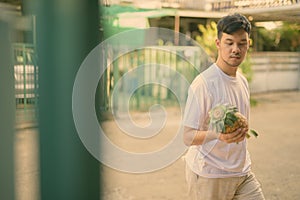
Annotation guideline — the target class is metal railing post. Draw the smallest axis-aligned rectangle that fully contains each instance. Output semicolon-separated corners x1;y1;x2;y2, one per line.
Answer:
37;1;101;199
0;20;15;200
22;44;27;109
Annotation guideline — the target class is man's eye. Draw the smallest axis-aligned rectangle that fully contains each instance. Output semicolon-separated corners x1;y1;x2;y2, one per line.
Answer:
226;43;233;45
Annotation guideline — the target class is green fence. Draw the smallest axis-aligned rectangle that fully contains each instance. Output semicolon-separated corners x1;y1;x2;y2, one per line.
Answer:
99;45;211;116
12;43;38;125
11;43;210;123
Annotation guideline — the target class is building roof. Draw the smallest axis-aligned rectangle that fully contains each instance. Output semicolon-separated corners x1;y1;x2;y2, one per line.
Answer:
231;3;300;23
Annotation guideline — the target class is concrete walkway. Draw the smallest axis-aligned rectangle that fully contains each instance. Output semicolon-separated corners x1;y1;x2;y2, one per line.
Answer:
248;91;300;200
15;91;300;200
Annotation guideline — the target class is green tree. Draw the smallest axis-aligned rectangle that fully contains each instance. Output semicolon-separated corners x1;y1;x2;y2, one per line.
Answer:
196;21;218;61
278;22;300;51
257;22;300;52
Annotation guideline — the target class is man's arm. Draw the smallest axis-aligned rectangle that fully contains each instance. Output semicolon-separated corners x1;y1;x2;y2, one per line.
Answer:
183;126;207;146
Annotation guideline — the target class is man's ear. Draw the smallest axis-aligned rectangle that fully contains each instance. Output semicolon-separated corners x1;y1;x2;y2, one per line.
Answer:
247;38;251;49
215;38;221;49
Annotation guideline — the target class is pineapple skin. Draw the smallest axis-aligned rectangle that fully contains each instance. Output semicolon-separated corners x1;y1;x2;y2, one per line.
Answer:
224;112;248;134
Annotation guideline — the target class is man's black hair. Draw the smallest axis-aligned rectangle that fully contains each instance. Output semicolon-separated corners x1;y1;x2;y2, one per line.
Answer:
217;13;251;39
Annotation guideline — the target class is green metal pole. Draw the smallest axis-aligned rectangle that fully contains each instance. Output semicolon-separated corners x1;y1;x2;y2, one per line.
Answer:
22;44;27;109
0;20;15;200
113;54;119;113
136;50;145;108
37;1;101;200
135;50;141;109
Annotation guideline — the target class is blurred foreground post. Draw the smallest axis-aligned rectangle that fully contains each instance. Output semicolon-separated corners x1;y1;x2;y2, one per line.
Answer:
37;0;101;199
0;21;15;200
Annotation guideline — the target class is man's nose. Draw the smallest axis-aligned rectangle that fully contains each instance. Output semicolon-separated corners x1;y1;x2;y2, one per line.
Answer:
232;44;241;53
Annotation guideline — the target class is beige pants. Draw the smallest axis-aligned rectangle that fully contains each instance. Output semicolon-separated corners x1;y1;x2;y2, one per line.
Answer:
187;167;265;200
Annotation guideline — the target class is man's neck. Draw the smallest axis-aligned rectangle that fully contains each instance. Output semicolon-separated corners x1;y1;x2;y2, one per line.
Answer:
215;60;238;77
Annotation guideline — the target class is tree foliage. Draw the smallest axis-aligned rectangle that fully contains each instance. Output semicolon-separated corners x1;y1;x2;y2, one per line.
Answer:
196;21;218;61
257;22;300;51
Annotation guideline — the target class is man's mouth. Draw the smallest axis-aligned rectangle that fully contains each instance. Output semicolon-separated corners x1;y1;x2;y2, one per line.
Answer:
230;55;241;59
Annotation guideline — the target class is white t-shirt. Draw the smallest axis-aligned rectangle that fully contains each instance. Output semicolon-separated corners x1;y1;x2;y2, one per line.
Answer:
183;64;251;178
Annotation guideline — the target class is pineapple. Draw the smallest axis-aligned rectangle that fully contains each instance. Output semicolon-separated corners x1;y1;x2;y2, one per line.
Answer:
209;104;258;138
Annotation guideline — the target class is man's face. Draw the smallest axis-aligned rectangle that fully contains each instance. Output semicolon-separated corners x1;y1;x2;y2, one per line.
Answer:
216;29;250;68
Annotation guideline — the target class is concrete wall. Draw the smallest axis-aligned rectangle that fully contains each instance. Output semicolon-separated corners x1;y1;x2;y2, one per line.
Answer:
249;52;300;93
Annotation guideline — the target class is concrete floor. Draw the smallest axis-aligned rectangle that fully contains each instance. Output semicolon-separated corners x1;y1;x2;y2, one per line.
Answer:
14;91;300;200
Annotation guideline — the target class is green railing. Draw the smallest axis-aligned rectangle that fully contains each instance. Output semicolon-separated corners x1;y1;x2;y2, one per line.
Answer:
99;46;211;115
12;43;38;125
11;43;210;123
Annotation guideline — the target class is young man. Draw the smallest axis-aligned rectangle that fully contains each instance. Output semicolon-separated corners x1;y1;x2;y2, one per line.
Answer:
183;13;265;200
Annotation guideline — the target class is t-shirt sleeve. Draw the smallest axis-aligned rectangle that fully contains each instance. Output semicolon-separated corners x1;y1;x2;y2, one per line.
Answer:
183;75;210;130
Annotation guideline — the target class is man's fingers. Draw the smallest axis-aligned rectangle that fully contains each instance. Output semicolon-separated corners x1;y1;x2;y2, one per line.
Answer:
220;128;247;143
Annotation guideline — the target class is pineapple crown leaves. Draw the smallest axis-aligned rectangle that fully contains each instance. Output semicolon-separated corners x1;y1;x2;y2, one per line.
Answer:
209;104;238;122
209;104;239;133
208;104;227;123
208;104;259;138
